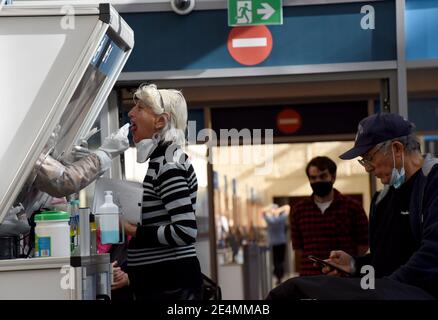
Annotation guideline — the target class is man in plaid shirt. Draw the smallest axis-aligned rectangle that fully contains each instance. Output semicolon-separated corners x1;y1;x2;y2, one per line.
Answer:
291;156;369;276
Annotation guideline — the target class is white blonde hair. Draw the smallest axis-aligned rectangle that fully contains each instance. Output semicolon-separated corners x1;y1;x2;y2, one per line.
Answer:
134;83;188;146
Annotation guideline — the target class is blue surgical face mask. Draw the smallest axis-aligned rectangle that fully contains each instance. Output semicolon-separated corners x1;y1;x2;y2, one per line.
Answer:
389;147;405;189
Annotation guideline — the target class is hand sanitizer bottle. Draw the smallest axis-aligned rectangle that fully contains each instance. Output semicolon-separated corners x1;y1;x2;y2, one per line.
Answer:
96;191;120;244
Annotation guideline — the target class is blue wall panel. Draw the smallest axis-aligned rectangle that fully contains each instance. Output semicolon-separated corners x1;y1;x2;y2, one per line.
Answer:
122;1;396;72
408;98;438;132
406;0;438;60
376;98;438;132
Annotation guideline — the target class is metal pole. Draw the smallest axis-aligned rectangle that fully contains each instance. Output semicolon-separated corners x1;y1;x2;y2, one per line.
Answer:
396;0;408;118
205;107;218;282
380;79;391;113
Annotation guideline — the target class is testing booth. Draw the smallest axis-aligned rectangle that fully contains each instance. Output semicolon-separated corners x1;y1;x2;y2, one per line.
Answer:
0;2;134;299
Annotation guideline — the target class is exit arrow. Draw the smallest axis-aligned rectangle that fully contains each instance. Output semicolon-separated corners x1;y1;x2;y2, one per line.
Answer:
257;3;275;20
228;0;283;26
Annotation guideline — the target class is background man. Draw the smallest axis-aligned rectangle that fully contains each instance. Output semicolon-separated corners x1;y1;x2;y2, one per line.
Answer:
290;156;369;276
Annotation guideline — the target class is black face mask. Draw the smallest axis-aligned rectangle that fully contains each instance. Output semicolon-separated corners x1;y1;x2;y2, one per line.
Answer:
310;181;333;197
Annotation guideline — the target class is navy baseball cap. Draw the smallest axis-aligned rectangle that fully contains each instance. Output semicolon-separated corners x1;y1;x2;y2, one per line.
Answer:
339;113;415;160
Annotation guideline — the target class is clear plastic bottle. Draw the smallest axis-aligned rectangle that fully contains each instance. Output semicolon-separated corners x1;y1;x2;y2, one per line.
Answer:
96;191;120;244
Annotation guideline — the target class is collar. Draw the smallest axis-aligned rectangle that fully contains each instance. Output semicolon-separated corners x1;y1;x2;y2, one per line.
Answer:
149;141;171;160
422;153;438;176
376;167;423;205
149;142;183;161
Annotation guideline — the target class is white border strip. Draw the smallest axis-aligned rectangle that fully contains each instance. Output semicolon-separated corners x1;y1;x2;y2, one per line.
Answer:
11;0;385;13
118;60;397;82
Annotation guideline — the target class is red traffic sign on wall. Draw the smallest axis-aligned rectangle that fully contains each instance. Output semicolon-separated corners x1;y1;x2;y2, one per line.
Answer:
277;109;302;134
227;25;273;66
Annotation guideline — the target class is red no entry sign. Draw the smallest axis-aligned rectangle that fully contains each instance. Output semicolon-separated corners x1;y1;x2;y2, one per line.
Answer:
277;109;302;134
227;25;273;66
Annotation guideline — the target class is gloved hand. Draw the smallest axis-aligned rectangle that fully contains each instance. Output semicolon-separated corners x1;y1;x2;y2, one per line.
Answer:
72;144;92;161
73;127;101;160
99;124;130;158
58;127;100;164
93;123;130;172
0;204;30;236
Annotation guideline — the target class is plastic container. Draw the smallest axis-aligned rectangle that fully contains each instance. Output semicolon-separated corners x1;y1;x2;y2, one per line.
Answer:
34;211;70;257
96;191;120;244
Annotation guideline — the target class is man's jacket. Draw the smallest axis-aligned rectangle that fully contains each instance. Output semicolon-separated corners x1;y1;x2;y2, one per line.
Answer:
389;154;438;297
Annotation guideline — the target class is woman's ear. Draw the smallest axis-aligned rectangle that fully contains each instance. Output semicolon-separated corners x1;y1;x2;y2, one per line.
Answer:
155;112;170;130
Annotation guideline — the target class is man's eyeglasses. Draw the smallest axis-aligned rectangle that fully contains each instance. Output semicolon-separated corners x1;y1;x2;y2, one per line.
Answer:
358;144;384;168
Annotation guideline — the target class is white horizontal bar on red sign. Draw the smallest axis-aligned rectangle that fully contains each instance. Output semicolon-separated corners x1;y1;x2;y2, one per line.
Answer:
278;119;300;124
232;37;268;48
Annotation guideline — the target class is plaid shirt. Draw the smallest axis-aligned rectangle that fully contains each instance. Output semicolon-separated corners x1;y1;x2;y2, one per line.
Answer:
290;189;369;276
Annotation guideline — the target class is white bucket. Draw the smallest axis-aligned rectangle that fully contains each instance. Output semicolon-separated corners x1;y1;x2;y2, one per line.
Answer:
34;211;70;257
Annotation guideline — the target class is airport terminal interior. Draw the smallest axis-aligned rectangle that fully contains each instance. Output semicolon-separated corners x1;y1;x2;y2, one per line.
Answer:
0;0;438;302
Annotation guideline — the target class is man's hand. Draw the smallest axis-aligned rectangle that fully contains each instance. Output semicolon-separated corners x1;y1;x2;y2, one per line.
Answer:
124;221;137;237
321;250;353;276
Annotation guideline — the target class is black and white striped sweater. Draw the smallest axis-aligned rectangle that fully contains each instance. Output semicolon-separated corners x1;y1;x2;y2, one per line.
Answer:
127;143;201;286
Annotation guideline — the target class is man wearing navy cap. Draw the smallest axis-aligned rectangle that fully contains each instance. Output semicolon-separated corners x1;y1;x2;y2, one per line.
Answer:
267;113;438;299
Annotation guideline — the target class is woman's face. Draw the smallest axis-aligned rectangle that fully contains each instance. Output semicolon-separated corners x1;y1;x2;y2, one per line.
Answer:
128;102;159;143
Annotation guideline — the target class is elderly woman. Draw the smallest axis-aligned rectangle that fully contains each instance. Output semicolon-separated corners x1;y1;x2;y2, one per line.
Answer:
123;84;202;301
34;84;202;300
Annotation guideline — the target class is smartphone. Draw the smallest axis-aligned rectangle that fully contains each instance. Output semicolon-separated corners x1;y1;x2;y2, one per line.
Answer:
308;255;352;277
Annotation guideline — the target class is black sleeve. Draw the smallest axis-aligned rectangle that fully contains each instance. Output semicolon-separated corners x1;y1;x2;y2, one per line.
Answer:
389;167;438;296
353;254;372;277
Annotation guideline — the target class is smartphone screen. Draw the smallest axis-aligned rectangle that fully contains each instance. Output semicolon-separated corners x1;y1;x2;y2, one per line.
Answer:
308;255;352;277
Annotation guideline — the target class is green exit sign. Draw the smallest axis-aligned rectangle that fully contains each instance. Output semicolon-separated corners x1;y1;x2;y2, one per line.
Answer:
228;0;283;26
